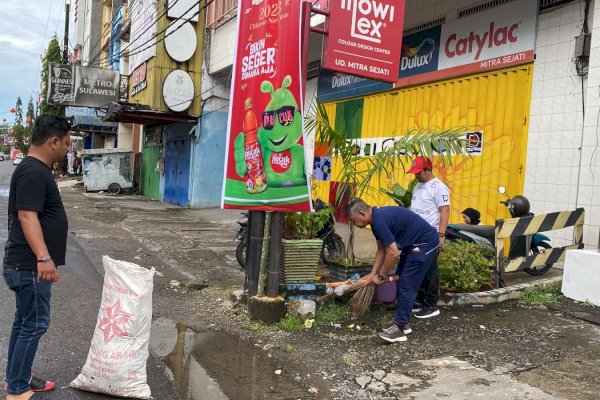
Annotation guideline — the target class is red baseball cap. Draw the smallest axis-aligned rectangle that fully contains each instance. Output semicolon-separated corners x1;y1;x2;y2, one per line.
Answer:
407;156;433;174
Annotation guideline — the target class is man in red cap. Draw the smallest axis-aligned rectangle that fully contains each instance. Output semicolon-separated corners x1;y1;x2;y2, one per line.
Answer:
407;156;450;318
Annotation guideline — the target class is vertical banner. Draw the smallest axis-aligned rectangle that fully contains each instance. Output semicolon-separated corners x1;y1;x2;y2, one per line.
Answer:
221;0;311;211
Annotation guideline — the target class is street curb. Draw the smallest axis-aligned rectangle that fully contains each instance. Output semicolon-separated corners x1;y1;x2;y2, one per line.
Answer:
439;276;563;306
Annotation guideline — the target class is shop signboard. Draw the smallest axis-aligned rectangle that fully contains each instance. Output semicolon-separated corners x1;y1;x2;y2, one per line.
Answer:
129;0;157;74
397;0;536;87
399;25;441;78
221;0;312;211
317;69;392;102
47;63;120;108
130;62;148;97
322;0;406;83
438;0;536;74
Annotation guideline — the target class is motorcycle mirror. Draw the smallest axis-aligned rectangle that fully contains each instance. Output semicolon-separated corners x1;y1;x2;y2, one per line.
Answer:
498;186;506;194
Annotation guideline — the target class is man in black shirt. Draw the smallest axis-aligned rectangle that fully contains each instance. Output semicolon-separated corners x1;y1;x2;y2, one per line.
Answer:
3;115;70;400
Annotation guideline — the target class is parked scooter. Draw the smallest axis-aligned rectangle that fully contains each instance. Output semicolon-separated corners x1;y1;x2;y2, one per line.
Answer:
234;212;248;268
234;200;345;269
446;187;553;275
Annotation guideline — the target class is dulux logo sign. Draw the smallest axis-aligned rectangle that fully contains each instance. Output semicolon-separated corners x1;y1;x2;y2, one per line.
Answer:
401;38;435;71
341;0;396;44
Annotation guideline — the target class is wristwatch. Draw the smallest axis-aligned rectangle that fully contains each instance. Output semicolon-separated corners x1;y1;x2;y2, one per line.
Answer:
37;256;52;263
438;232;446;237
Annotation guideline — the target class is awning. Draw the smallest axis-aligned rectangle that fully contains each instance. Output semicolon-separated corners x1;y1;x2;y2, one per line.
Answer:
103;102;198;125
68;114;118;134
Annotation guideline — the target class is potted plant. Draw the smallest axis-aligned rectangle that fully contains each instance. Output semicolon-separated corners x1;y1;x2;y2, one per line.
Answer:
279;205;333;284
304;104;468;271
438;240;494;293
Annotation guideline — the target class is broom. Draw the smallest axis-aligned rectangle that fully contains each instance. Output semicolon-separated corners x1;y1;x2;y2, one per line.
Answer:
347;275;400;316
316;280;370;303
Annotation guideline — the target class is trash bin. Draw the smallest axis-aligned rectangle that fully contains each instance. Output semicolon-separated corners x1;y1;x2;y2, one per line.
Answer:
81;148;133;194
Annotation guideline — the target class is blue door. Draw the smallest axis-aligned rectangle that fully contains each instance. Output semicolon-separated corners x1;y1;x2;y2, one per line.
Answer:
164;139;191;207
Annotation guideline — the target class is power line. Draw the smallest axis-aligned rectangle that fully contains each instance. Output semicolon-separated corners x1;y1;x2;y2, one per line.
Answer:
54;0;66;36
32;0;56;93
99;0;212;68
95;0;197;68
87;0;185;68
84;0;170;67
0;48;40;56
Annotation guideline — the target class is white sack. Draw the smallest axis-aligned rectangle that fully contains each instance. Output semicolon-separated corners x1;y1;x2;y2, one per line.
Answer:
70;255;155;398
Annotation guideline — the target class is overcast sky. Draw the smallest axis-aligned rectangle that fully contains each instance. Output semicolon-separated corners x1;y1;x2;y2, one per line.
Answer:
0;0;72;124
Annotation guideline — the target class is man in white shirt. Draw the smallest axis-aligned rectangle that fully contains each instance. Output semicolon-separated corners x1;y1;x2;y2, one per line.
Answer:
408;156;450;318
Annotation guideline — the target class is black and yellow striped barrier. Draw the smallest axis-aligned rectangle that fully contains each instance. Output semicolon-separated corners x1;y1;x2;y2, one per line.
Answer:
494;208;585;287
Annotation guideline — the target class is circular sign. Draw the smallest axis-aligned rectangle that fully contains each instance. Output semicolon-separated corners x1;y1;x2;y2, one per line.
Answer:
163;69;194;112
165;20;197;62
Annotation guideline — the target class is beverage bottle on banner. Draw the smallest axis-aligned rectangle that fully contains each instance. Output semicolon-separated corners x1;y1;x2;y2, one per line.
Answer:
243;97;267;194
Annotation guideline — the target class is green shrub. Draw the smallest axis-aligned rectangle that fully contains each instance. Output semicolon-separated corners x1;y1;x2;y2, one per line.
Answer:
284;203;334;239
519;282;563;305
315;303;350;326
438;240;494;292
279;314;305;332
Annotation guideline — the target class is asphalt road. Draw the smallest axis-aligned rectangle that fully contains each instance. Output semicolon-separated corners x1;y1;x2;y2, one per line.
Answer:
0;161;179;399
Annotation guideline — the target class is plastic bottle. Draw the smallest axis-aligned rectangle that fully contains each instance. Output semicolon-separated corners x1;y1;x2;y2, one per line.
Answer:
242;98;267;194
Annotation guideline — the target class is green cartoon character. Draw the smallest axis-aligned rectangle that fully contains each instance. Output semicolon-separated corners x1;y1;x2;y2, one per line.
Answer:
234;75;307;188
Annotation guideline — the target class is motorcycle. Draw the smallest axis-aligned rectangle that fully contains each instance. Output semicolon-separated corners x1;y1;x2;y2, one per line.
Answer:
234;200;345;269
446;187;553;275
234;212;248;269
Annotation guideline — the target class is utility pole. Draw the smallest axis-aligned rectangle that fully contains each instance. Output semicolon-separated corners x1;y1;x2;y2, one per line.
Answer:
63;2;70;64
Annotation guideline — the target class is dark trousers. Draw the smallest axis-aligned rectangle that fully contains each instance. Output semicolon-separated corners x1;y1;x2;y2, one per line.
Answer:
416;252;440;307
394;239;438;325
2;268;52;395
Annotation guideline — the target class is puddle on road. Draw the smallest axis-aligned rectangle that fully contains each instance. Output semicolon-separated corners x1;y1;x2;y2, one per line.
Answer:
150;317;315;400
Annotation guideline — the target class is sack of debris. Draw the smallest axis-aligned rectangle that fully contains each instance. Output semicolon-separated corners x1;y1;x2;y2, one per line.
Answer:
70;255;155;398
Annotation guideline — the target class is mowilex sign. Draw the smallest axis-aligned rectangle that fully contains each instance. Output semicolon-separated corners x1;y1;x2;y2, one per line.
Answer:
322;0;406;83
47;63;120;108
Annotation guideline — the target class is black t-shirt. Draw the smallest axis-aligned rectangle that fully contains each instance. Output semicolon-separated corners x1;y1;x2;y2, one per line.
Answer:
4;156;68;269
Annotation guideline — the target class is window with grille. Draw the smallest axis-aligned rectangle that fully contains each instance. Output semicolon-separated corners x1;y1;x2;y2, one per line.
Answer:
206;0;237;29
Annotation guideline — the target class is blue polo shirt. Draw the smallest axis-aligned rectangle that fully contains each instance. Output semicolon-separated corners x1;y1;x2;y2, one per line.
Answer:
371;206;437;250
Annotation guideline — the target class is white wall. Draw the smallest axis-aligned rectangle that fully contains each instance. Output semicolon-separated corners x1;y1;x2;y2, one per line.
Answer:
580;0;600;249
404;0;482;27
527;1;598;249
208;17;237;74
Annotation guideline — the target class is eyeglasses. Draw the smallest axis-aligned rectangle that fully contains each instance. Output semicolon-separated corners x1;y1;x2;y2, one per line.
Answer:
261;106;296;130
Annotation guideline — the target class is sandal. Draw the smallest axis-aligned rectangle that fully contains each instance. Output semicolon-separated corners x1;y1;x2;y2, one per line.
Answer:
3;376;56;392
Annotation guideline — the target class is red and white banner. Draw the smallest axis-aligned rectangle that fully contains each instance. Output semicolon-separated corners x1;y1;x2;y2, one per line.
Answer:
322;0;406;83
221;0;311;211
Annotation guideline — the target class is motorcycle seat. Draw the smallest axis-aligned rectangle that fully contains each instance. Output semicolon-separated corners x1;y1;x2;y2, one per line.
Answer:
451;224;496;241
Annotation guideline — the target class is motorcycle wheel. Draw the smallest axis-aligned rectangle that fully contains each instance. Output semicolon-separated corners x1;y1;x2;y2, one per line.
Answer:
322;233;344;265
524;242;553;275
236;240;246;269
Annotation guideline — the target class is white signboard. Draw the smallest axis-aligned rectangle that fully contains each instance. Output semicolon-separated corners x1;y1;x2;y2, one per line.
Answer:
165;20;197;62
167;0;199;22
438;0;537;71
162;70;194;112
129;0;157;74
